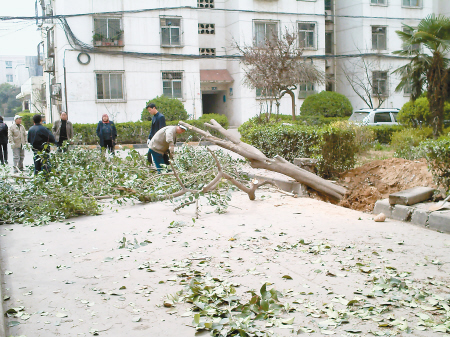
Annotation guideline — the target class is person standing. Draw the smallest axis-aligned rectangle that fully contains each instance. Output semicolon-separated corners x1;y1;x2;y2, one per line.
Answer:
52;112;74;151
146;103;167;164
96;114;117;154
28;114;56;175
148;123;187;173
8;115;27;173
0;116;8;165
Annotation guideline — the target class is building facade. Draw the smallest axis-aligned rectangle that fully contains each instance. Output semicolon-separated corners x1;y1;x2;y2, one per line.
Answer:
37;0;440;125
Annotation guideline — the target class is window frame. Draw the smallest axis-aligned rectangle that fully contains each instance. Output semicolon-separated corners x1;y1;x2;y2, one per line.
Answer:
93;16;123;46
160;16;182;48
162;71;183;99
371;26;387;50
6;74;13;82
297;22;317;50
372;71;389;97
370;0;387;6
95;71;126;103
253;20;279;47
325;31;333;54
402;27;420;52
298;82;316;99
402;0;422;8
5;61;12;69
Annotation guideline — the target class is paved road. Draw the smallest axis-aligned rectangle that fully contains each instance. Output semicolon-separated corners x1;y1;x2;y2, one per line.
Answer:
1;190;449;336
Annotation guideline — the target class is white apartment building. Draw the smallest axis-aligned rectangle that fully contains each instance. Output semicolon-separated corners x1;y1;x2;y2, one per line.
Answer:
0;56;29;87
37;0;327;125
334;0;433;110
37;0;442;125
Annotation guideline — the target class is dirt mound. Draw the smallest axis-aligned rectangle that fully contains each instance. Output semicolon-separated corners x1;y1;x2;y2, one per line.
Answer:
338;158;436;212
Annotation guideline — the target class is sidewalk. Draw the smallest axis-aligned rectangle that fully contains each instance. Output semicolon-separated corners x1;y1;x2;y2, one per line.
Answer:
1;190;449;336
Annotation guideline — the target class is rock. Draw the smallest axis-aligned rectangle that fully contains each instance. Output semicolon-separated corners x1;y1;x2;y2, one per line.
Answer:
374;213;386;222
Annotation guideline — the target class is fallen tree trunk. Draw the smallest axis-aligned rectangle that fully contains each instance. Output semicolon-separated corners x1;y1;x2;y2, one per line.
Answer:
179;120;347;200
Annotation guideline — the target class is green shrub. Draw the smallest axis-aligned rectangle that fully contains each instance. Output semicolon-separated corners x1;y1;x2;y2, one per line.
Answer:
198;113;229;129
18;111;34;129
141;95;189;122
300;91;353;118
419;137;450;192
297;115;349;126
392;127;433;159
398;97;450;127
241;123;358;179
367;125;404;144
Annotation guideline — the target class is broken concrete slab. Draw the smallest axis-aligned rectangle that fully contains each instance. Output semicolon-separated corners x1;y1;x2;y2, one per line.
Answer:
293;158;318;173
391;205;412;222
428;210;450;233
389;186;435;206
373;198;393;217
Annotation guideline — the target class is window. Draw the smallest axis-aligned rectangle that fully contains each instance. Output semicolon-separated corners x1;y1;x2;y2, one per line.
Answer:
199;48;216;56
298;22;316;49
96;72;124;101
371;0;386;5
402;0;422;8
372;71;388;97
298;82;315;98
256;88;276;99
325;0;332;10
372;26;387;50
197;0;214;8
374;112;392;123
160;17;181;47
94;17;122;42
402;27;420;51
254;21;278;47
5;61;12;69
325;32;333;54
198;23;215;34
162;72;182;98
6;74;13;82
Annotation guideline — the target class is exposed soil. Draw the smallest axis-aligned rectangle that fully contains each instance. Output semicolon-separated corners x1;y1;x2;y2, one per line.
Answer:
338;158;437;212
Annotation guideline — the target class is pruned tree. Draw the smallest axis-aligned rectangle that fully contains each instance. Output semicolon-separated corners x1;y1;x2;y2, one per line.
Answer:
341;56;391;109
179;120;347;200
237;29;324;121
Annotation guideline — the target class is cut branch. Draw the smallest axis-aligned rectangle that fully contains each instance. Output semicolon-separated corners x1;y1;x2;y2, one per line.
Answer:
179;120;347;200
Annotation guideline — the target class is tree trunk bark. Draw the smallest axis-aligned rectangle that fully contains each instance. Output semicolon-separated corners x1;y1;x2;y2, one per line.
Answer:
179;120;347;200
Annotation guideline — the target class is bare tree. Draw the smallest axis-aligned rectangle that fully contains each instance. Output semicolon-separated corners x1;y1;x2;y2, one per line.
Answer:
341;56;391;109
237;29;324;121
30;86;47;115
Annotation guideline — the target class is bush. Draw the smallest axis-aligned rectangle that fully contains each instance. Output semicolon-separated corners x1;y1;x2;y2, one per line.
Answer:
141;95;189;122
300;91;353;118
392;127;433;159
367;125;404;144
240;123;358;179
419;137;450;193
398;97;450;127
18;111;34;129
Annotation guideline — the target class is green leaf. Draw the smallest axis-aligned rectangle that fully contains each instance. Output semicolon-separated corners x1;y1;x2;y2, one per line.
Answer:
282;275;292;280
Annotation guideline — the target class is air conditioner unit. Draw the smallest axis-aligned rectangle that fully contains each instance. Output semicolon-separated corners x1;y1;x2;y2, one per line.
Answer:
51;83;62;98
44;57;54;72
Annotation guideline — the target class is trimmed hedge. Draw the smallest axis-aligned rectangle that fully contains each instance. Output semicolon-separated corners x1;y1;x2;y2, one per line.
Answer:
18;111;34;129
45;114;229;145
398;97;450;128
141;95;189;122
300;91;353;118
240;122;358;178
367;125;404;144
420;137;450;193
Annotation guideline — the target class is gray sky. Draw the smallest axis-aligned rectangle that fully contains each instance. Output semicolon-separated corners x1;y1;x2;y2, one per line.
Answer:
0;0;41;56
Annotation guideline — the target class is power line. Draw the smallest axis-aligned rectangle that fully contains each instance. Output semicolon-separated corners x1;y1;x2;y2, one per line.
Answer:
0;6;425;22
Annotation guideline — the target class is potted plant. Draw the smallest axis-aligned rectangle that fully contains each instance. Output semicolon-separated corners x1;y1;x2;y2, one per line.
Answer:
112;30;124;46
93;33;104;46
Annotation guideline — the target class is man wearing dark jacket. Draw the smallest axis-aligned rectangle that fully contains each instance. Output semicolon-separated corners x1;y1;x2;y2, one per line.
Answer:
28;114;56;174
0;116;8;165
146;103;167;165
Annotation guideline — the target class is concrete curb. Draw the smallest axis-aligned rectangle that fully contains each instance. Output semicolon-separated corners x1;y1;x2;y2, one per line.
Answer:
0;263;6;337
374;198;450;233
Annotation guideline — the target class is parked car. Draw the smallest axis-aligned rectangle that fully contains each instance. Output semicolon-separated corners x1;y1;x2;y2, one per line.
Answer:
349;108;399;126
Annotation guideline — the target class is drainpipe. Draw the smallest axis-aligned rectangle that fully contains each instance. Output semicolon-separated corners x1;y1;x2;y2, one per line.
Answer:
63;50;68;115
333;0;337;91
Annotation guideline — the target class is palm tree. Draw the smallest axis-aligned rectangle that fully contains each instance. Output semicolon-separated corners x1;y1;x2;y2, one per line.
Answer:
394;14;450;138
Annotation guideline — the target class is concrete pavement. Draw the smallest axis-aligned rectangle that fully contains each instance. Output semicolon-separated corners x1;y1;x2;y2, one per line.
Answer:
1;190;449;336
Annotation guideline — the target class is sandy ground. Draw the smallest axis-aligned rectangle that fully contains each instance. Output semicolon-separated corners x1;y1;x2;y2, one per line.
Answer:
1;189;449;337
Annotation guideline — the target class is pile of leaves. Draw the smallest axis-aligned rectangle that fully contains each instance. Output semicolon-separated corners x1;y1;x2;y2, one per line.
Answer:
0;145;245;225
